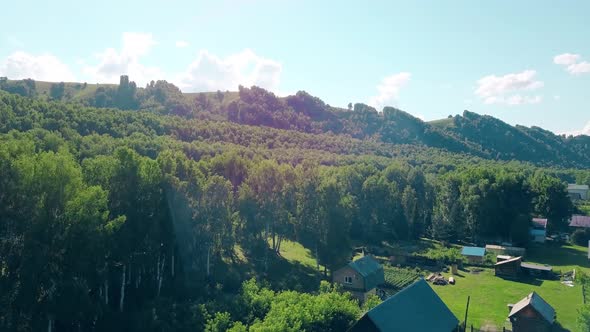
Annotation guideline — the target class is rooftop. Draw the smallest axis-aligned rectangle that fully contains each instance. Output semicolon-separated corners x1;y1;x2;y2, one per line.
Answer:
349;255;382;277
461;246;486;257
568;184;589;191
532;218;547;229
570;215;590;228
346;255;385;291
495;256;522;266
349;279;458;332
509;292;555;323
520;262;552;271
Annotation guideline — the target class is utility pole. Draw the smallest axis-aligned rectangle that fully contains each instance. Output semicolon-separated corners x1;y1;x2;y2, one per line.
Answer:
463;296;470;332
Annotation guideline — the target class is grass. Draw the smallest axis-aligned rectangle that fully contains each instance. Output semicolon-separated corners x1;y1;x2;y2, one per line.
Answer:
527;243;590;274
432;243;590;332
276;239;323;271
428;117;455;128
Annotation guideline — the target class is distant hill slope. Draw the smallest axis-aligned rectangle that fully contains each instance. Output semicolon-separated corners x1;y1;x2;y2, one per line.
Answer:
1;76;589;168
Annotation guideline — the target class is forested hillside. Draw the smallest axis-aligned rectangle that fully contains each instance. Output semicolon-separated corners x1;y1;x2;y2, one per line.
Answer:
2;76;590;168
1;80;590;331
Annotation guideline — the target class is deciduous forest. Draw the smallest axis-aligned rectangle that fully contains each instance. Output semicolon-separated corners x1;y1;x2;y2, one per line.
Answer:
0;77;588;331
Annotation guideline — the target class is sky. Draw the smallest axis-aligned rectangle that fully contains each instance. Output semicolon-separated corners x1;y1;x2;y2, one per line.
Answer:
1;0;589;135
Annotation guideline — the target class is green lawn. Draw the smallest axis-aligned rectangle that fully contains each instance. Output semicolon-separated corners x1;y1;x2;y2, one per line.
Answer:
432;243;590;332
274;239;323;272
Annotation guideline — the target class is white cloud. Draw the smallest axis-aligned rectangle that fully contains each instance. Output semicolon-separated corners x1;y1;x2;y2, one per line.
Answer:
567;61;590;74
175;40;189;48
0;51;76;82
562;121;590;137
475;70;543;105
83;32;163;86
554;53;580;66
176;49;282;92
553;95;560;101
368;72;411;110
554;53;590;75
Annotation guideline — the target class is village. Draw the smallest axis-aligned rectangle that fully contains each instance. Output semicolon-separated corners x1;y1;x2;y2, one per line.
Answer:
327;184;590;332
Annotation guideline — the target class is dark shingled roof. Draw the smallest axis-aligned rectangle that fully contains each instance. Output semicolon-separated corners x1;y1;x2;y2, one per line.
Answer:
348;279;459;332
509;292;555;323
348;255;385;291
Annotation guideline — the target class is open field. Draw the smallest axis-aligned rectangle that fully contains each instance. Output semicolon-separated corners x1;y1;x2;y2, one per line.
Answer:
433;244;590;332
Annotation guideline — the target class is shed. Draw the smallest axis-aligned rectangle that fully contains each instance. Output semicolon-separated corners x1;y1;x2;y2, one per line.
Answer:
569;215;590;228
461;246;486;264
333;255;384;302
508;292;555;332
348;279;459;332
521;262;553;279
494;256;522;278
567;184;589;200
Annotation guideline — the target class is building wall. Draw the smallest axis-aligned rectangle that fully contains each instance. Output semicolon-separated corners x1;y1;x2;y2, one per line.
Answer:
568;189;588;200
530;232;546;243
333;266;365;291
495;260;521;278
511;307;552;332
465;255;483;264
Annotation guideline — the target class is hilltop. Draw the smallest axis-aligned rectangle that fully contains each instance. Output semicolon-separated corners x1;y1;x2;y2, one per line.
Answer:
1;75;589;169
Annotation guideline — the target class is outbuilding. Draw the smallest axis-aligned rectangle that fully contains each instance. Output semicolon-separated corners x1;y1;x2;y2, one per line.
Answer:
461;246;486;264
508;292;555;332
494;256;522;279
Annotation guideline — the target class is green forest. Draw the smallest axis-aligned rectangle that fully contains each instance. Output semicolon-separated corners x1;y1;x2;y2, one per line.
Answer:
1;77;590;331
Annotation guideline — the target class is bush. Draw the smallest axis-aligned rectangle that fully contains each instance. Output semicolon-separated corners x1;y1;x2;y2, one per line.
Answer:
571;228;590;246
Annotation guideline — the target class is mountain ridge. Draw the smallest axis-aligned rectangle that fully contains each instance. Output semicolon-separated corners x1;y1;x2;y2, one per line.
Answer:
1;76;589;168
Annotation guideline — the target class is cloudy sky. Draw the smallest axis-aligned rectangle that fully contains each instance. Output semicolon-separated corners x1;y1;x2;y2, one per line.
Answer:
1;0;589;135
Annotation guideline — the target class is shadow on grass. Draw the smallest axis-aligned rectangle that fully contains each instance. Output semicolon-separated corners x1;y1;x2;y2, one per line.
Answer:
496;276;544;286
527;243;590;270
552;321;571;332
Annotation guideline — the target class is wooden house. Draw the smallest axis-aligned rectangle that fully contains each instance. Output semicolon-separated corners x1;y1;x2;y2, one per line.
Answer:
508;292;555;332
461;246;486;264
494;256;522;278
333;255;384;303
348;279;459;332
567;184;589;200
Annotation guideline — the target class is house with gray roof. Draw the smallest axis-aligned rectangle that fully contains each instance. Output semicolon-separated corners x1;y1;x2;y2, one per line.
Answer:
508;292;555;332
348;278;459;332
333;255;384;303
567;184;589;200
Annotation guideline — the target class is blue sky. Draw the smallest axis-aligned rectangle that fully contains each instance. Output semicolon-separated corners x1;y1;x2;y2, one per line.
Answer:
2;0;589;134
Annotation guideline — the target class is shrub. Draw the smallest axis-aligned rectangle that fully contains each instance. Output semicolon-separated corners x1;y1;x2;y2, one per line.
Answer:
571;228;590;246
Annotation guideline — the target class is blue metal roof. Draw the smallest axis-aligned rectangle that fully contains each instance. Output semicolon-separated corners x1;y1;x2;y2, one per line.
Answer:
461;246;486;257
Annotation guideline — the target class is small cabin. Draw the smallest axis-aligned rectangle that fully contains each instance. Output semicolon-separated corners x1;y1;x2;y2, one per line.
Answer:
461;246;486;264
333;255;384;303
494;256;522;279
520;262;553;279
567;184;589;200
508;292;555;332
